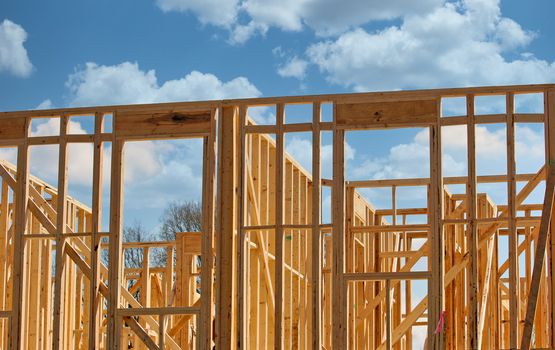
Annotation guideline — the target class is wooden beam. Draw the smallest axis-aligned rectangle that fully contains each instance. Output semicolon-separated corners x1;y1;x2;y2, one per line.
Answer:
335;99;438;129
506;92;520;349
8;118;30;350
0;163;17;189
237;105;249;348
215;106;238;350
107;136;125;349
2;84;554;119
385;279;392;350
467;94;479;349
65;242;92;278
351;224;430;233
199;108;217;350
0;116;27;140
115;109;212;139
52;115;69;350
343;271;430;281
27;199;56;234
89;112;104;349
428;102;444;349
159;314;166;350
546;89;555;349
275;103;285;349
124;316;160;350
332;123;346;348
347;172;541;188
477;236;495;345
311;101;322;350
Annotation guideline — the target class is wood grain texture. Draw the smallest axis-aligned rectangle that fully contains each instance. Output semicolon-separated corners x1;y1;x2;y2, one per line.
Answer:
115;109;211;138
0;116;27;139
335;99;437;128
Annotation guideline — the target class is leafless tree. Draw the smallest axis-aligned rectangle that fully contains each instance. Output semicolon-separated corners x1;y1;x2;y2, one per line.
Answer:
123;221;151;268
159;201;202;240
114;202;202;294
154;201;203;266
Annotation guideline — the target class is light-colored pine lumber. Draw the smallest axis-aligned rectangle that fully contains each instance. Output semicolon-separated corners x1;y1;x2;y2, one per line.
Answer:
275;103;285;349
506;92;520;349
215;106;238;350
0;84;553;349
107;136;125;350
466;94;480;349
332;124;346;349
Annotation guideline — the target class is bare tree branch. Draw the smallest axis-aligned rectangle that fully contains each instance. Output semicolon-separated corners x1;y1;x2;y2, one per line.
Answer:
154;201;202;266
160;201;202;241
123;221;151;269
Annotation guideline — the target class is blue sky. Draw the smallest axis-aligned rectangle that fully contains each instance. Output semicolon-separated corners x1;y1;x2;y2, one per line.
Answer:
0;0;554;236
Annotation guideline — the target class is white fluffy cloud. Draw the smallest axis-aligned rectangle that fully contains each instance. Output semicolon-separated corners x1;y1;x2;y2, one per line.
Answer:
157;0;443;43
0;19;33;77
39;60;261;189
306;0;553;91
66;61;261;106
123;139;204;209
284;135;355;179
0;120;204;229
62;61;261;195
157;0;554;93
349;134;432;180
12;61;263;230
342;123;545;210
350;124;544;182
0;119;107;201
35;99;53;110
156;0;239;27
277;56;308;79
292;0;442;36
21;60;255;193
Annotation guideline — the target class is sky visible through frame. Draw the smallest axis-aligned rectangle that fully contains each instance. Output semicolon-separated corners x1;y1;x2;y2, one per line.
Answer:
0;0;555;330
0;0;553;248
0;0;552;223
0;2;554;343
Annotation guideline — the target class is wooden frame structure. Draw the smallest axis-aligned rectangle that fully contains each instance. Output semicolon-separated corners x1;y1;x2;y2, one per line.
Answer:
0;84;554;349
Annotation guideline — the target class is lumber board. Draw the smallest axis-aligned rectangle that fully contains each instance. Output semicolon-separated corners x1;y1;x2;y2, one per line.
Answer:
215;106;238;350
311;101;322;350
275;103;285;349
332;125;346;348
124;316;160;350
506;92;520;349
115;109;211;138
8;120;30;350
0;116;27;140
335;99;437;129
466;94;479;349
521;91;555;350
